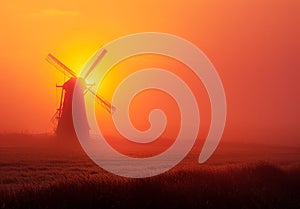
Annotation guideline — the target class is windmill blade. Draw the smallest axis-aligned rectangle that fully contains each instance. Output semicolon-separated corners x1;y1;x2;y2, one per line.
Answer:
86;87;116;114
84;49;107;79
46;54;77;78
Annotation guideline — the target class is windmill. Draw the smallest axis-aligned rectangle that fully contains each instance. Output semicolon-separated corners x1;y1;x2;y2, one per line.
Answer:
46;49;114;137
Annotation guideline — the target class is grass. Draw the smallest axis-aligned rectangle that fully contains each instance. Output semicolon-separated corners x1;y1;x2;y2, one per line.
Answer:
0;134;300;209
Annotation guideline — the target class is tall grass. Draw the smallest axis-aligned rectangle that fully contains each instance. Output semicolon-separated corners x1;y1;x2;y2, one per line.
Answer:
0;134;299;209
1;162;299;209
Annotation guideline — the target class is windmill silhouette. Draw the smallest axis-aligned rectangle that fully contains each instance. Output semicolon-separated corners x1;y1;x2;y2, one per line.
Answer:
46;49;114;137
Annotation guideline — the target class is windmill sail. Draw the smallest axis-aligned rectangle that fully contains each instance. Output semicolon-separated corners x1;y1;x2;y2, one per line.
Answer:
46;52;115;114
86;87;115;114
46;54;77;78
83;49;107;79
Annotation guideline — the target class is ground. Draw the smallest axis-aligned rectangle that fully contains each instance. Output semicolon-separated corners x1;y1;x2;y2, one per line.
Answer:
0;134;299;209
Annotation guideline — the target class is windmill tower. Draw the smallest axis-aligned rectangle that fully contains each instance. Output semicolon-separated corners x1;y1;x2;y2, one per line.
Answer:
46;49;114;137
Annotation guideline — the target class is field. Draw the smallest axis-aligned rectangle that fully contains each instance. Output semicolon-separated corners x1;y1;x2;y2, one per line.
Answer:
0;134;300;209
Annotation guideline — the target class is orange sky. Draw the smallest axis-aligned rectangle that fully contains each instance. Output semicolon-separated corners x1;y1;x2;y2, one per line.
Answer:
0;0;299;146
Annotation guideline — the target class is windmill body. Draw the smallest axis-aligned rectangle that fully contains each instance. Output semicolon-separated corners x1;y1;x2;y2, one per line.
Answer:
56;77;89;137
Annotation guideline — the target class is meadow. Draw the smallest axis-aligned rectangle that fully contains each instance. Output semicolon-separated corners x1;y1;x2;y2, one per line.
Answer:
0;134;299;209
